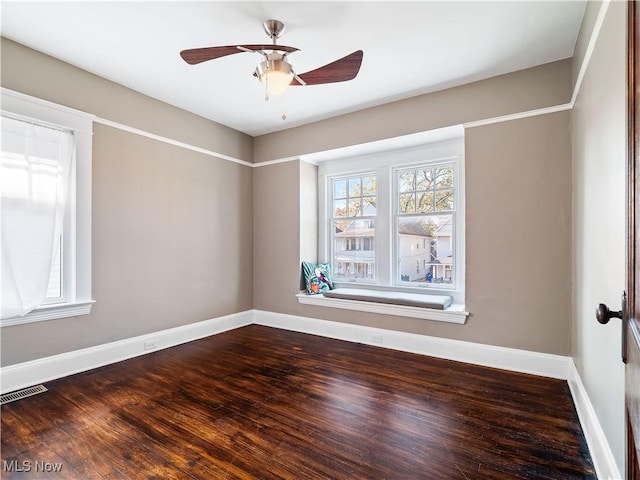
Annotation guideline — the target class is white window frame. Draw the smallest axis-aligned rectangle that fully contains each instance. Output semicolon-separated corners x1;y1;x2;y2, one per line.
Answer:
1;88;95;327
393;160;459;290
329;172;378;284
315;126;465;306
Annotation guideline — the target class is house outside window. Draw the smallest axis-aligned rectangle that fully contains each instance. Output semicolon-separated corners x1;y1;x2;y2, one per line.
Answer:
396;164;455;286
316;125;465;305
331;174;376;282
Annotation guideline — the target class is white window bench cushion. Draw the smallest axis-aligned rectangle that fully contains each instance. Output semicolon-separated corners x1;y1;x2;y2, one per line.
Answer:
323;288;453;310
296;288;467;324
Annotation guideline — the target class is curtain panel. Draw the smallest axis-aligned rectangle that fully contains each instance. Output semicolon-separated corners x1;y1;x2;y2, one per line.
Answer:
1;115;73;319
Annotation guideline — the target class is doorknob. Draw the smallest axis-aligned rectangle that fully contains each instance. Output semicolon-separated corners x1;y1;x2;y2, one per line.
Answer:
595;303;623;324
595;291;627;363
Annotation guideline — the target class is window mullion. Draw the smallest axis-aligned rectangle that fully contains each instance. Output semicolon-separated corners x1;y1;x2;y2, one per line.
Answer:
376;166;391;285
318;173;329;262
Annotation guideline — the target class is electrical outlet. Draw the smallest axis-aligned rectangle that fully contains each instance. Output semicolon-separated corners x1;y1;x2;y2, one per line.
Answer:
370;334;383;344
144;339;159;351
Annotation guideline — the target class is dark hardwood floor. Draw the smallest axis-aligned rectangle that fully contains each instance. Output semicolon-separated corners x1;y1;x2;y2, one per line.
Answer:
1;325;594;479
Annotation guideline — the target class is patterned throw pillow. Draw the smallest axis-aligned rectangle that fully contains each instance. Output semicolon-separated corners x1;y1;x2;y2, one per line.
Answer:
302;262;334;295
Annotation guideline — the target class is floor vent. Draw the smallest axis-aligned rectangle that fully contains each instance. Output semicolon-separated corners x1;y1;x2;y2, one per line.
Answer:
0;384;48;405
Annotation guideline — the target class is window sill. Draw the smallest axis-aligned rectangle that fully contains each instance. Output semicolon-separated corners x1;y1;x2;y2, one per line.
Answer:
296;291;468;324
1;300;95;327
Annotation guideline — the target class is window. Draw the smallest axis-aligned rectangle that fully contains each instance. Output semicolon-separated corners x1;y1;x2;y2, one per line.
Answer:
2;116;72;314
1;88;94;326
396;164;455;287
331;174;376;282
316;126;465;305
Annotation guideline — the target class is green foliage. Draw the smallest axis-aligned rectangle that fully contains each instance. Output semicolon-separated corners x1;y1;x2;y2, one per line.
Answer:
398;165;454;214
333;174;377;217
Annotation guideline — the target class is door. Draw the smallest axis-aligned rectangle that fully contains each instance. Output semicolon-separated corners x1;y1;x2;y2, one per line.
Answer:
627;1;640;478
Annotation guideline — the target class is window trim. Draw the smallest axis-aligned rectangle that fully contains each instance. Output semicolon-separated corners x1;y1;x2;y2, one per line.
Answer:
1;88;95;327
316;126;465;306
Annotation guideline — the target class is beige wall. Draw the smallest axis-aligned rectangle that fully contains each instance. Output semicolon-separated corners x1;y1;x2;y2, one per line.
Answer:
571;1;626;473
1;39;254;365
254;110;572;355
253;161;301;310
252;60;576;357
465;113;572;352
1;38;253;162
299;161;319;289
253;59;572;162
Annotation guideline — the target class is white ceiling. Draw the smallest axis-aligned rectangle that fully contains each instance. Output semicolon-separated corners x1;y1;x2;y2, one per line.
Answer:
1;1;586;137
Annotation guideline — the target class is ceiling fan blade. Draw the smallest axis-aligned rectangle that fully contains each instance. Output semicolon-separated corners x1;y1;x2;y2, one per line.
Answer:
291;50;363;86
180;44;299;65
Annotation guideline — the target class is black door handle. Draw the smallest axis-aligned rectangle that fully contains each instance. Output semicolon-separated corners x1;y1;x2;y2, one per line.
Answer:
595;303;623;324
595;292;627;363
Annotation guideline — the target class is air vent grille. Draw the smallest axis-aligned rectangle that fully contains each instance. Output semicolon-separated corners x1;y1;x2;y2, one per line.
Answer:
0;384;48;405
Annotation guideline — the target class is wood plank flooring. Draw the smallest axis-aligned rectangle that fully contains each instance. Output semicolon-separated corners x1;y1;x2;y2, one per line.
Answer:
1;325;595;479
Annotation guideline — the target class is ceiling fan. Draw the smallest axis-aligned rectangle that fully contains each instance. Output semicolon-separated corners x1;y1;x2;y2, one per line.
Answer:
180;19;363;99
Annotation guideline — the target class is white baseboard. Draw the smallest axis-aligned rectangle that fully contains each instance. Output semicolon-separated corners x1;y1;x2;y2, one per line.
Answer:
567;361;621;480
0;310;253;394
1;308;619;480
253;309;572;379
0;309;572;393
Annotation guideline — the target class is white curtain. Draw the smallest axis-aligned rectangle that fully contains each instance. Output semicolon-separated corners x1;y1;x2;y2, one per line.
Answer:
1;115;73;319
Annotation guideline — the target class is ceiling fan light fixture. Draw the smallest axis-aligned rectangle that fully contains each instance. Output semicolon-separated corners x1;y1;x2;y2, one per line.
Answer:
256;57;294;96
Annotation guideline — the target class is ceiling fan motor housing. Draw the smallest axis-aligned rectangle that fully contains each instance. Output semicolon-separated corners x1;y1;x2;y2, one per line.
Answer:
256;53;292;76
256;53;294;95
